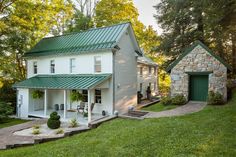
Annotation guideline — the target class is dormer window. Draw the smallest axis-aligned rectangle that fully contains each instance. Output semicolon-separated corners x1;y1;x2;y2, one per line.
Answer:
94;56;101;73
33;61;37;74
50;60;55;73
70;58;76;73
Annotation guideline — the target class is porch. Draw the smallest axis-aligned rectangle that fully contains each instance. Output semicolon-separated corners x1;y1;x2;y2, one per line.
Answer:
14;74;113;125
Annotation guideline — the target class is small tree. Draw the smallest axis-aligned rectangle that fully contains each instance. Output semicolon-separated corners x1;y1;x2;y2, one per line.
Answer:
47;112;61;129
70;90;84;102
0;102;13;121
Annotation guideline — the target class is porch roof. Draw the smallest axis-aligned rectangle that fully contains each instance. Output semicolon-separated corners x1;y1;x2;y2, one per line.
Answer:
13;74;112;90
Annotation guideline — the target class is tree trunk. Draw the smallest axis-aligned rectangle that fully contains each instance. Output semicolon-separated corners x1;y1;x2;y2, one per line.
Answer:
232;33;236;74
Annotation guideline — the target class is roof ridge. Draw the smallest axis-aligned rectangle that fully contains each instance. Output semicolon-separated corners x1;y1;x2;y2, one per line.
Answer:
43;22;131;40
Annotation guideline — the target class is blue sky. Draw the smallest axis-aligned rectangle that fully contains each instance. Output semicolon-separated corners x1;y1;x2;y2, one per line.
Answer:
133;0;162;34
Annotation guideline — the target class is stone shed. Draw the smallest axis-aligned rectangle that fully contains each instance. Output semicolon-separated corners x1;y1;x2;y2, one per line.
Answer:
167;40;232;102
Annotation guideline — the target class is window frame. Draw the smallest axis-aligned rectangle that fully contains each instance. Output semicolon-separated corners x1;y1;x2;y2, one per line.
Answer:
33;61;37;74
70;58;76;73
50;60;55;73
94;56;102;73
95;89;102;103
140;67;143;76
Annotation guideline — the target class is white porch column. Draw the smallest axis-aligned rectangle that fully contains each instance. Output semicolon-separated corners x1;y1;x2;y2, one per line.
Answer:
44;89;47;117
63;90;67;119
88;89;92;123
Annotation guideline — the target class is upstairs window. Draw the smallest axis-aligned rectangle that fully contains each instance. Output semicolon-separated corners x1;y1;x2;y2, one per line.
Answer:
70;58;76;73
50;60;55;73
94;56;101;73
149;66;152;75
95;89;102;103
140;67;143;76
33;61;37;74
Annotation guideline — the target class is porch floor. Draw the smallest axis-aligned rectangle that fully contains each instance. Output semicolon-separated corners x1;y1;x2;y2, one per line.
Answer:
29;109;104;125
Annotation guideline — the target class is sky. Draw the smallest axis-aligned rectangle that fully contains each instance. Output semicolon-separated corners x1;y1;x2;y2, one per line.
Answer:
133;0;162;34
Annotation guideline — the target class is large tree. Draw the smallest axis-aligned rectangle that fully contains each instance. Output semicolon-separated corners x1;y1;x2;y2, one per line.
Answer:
0;0;73;81
155;0;236;73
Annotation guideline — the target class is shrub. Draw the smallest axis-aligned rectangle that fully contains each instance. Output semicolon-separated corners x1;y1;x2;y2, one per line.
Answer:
55;129;64;134
160;97;172;106
32;129;40;135
83;112;88;117
0;101;13;121
207;91;224;105
47;112;61;129
33;125;40;129
172;94;187;106
69;118;78;128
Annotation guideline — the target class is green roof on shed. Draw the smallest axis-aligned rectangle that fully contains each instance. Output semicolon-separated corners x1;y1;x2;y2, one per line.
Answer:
166;40;232;73
24;23;131;58
13;74;111;89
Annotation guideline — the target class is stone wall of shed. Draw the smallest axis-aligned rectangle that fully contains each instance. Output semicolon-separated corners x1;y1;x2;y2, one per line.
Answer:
170;45;227;101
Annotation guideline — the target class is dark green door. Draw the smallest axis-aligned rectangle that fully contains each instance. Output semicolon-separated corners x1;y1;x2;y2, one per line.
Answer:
189;75;209;101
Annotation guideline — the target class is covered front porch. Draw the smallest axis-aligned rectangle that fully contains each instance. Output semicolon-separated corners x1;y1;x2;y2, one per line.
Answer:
14;74;113;125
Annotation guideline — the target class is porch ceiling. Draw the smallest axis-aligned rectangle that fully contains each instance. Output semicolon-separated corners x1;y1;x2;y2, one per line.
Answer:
13;74;111;90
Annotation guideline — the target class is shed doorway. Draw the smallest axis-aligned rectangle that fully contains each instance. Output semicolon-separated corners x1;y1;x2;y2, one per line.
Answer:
189;75;209;101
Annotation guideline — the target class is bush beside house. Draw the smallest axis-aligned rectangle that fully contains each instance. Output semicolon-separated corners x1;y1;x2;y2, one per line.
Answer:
160;94;186;106
47;112;61;129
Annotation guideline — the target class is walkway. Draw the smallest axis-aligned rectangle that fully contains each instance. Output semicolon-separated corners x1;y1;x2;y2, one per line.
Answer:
0;119;47;149
143;101;207;118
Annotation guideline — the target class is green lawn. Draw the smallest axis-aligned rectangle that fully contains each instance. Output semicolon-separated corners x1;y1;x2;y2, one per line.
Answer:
0;118;28;129
0;91;236;156
142;102;178;112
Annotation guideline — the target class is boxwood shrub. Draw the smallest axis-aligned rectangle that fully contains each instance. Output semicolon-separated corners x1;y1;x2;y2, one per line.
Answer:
47;112;61;129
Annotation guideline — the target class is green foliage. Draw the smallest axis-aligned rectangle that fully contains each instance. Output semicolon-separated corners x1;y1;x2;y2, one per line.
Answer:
155;0;236;71
160;97;172;106
47;112;61;129
0;102;13;121
55;129;64;134
171;94;187;106
83;112;88;117
32;129;40;135
70;90;84;102
207;91;224;105
32;90;44;99
69;118;78;128
0;79;16;110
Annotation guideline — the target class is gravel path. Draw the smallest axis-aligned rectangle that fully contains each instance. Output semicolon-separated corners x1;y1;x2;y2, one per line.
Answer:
143;101;207;118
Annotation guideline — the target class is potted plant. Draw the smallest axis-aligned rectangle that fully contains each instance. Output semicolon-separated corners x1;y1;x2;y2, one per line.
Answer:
32;90;44;99
70;90;84;102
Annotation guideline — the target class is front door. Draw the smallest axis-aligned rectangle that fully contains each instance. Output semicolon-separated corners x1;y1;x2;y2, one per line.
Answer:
189;75;209;101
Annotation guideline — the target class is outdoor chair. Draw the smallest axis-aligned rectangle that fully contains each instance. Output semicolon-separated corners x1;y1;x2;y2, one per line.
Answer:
77;102;85;113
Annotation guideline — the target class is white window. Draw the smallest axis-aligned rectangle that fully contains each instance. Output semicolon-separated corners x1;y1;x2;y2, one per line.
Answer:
33;61;37;74
94;56;101;73
149;66;152;75
70;58;76;73
50;60;55;73
95;89;101;103
140;67;143;76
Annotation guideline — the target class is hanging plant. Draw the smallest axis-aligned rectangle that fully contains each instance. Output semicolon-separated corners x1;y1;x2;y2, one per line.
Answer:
70;90;84;102
32;90;44;99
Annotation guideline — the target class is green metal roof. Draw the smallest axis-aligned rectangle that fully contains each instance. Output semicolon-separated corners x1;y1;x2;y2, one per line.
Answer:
13;74;112;89
166;40;232;73
24;23;131;58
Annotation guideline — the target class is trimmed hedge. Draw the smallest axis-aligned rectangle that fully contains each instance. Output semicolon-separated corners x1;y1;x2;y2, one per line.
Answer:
161;94;187;106
207;91;224;105
47;112;61;129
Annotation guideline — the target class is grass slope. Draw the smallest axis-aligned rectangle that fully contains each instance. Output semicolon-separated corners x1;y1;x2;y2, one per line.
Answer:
1;91;236;156
142;102;177;112
0;118;28;129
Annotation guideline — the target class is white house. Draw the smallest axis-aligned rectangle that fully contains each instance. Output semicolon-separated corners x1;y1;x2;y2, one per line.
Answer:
137;53;158;99
13;23;158;125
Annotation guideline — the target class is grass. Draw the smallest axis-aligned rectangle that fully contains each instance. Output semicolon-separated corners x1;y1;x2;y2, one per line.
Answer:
142;102;178;112
0;118;28;129
0;90;236;156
